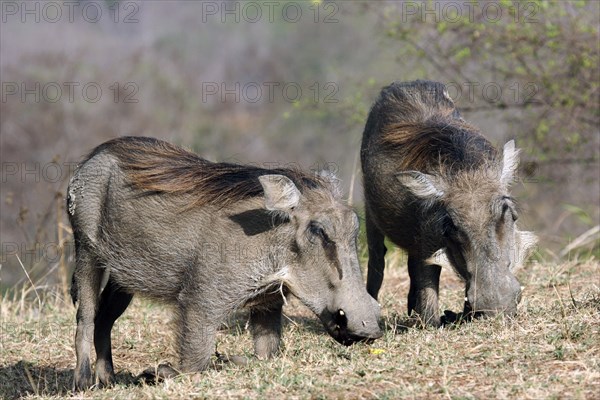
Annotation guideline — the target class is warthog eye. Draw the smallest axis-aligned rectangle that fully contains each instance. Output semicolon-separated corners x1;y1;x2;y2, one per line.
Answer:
308;222;333;245
309;223;324;237
308;221;342;279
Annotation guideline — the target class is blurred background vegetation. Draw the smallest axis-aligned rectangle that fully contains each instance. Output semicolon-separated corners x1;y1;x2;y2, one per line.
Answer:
1;0;598;290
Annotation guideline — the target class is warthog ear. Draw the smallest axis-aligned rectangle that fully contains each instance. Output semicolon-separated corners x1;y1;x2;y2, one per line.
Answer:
512;230;538;272
501;140;521;186
396;171;445;200
259;174;300;212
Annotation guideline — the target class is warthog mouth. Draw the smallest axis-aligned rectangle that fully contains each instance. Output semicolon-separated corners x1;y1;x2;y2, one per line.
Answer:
323;309;383;346
462;297;518;319
462;299;483;320
332;332;379;346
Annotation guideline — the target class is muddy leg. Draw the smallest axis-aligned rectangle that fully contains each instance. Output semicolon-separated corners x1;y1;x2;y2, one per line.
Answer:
73;253;103;390
250;303;283;359
407;256;442;327
365;210;387;299
94;278;133;387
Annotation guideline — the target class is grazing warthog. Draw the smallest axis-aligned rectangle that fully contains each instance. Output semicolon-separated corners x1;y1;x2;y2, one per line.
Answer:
361;80;537;327
68;136;382;390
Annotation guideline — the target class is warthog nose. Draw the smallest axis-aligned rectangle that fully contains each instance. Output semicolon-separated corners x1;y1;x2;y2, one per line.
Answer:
333;309;347;331
327;306;382;345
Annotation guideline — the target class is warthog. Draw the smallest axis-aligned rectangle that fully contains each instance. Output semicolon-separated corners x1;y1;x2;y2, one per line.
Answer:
361;80;537;327
68;136;382;390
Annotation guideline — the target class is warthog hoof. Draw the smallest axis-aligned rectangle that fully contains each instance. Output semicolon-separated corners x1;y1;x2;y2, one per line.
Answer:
73;359;94;391
214;352;250;367
136;363;180;385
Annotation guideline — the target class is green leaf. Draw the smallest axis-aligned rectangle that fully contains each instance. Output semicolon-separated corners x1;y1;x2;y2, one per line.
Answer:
454;47;471;61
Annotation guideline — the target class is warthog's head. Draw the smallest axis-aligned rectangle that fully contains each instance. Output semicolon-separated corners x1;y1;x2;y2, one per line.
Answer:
259;174;383;345
398;141;537;318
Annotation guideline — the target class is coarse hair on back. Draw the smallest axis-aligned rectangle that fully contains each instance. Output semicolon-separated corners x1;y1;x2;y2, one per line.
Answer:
379;117;498;175
84;136;330;208
371;80;499;175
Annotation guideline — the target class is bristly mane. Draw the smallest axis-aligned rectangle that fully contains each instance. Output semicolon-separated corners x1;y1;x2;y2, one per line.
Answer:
379;116;498;174
86;136;328;208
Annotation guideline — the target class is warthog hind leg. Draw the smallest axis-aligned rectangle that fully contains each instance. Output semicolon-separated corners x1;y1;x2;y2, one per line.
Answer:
73;252;103;391
94;278;133;387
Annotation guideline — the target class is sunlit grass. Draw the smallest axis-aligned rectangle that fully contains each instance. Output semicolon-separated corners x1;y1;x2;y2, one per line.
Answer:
1;256;598;399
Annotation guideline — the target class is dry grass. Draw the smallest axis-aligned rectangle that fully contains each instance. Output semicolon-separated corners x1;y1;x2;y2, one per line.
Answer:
1;255;598;399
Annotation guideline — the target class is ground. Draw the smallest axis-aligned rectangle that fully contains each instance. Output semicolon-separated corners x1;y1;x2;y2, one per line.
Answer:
1;254;598;399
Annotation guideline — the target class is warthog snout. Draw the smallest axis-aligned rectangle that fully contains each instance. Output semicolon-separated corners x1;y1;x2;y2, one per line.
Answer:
320;296;383;346
465;271;522;319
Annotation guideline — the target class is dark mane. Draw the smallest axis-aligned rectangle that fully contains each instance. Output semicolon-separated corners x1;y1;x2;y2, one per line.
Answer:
88;136;327;208
379;117;497;174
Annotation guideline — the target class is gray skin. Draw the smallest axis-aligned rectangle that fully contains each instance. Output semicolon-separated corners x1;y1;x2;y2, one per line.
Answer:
361;80;537;327
68;145;382;391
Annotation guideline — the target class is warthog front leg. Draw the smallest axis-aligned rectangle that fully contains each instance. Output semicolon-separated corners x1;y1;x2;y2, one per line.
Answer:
408;256;442;327
250;303;283;359
94;278;133;387
73;254;103;391
177;305;218;373
365;210;387;300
